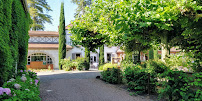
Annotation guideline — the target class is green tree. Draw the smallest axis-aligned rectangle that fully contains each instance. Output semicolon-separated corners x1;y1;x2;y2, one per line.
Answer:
0;0;30;86
99;45;104;66
71;0;92;17
82;0;201;62
59;2;66;70
28;0;52;30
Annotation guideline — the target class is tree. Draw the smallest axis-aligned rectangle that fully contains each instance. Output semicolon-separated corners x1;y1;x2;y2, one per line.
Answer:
0;0;30;86
59;2;66;70
69;18;108;70
81;0;201;62
71;0;92;17
28;0;52;30
99;45;104;66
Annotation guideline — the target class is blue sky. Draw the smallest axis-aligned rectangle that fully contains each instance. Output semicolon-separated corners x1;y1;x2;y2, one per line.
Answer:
43;0;77;31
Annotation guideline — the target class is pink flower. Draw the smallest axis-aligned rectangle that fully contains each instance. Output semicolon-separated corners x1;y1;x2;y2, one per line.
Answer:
28;70;31;72
4;88;11;95
0;87;4;95
24;70;26;72
21;76;27;82
30;82;33;84
14;84;21;90
35;79;39;84
20;70;23;72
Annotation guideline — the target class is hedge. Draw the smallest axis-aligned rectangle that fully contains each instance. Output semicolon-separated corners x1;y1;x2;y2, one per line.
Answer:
0;0;30;86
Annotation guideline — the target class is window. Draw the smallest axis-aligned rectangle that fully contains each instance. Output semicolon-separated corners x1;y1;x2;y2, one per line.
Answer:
27;56;31;65
27;53;53;65
72;53;81;60
76;54;81;59
94;56;96;62
107;53;111;62
90;56;93;64
47;56;52;64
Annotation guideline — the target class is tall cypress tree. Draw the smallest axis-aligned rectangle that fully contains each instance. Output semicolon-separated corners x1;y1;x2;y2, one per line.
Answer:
85;48;90;70
59;2;66;70
99;45;104;66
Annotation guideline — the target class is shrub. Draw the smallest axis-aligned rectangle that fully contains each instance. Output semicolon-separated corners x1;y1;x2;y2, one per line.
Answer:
165;53;194;72
74;57;88;71
124;65;157;94
120;60;136;70
0;70;40;100
146;60;169;74
99;63;118;70
60;58;75;71
60;57;88;71
158;70;197;101
101;68;122;84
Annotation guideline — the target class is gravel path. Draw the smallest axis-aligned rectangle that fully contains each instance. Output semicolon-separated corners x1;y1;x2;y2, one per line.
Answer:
38;70;154;101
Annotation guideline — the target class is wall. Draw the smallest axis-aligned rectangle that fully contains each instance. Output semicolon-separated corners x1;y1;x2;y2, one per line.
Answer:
66;46;85;59
104;46;119;63
28;49;59;69
65;30;72;45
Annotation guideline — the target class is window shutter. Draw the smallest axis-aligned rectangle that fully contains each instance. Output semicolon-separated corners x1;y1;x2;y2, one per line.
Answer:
72;53;76;60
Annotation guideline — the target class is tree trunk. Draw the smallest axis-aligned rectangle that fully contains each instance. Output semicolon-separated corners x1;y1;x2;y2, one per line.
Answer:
161;35;168;62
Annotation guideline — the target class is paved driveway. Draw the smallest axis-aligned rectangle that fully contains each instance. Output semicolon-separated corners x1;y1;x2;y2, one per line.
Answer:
38;70;154;101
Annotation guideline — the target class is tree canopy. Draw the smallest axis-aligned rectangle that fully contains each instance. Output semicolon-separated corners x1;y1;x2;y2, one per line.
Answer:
28;0;52;30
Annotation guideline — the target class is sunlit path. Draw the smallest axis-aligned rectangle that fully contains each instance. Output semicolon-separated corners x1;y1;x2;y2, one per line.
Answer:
38;70;153;101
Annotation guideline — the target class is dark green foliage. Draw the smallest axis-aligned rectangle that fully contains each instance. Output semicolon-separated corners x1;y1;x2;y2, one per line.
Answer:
0;0;13;86
58;2;66;70
124;66;157;94
85;48;90;70
16;1;30;70
0;0;30;86
99;45;104;66
149;49;154;60
158;70;202;101
101;68;122;84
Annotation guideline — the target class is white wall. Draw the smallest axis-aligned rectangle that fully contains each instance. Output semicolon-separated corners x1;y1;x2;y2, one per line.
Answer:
28;49;59;69
66;30;72;45
104;46;119;63
66;46;85;59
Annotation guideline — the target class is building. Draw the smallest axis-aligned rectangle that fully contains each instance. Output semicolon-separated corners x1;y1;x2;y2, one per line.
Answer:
26;27;180;70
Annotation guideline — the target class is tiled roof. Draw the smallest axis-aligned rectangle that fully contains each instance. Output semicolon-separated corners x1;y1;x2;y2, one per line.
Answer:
29;31;59;37
28;44;72;49
65;24;73;30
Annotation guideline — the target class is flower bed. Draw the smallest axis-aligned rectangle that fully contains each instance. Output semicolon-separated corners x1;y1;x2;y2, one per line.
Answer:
0;70;40;100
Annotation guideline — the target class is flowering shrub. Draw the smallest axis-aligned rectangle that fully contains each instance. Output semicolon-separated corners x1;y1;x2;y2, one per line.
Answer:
60;57;88;71
0;70;40;100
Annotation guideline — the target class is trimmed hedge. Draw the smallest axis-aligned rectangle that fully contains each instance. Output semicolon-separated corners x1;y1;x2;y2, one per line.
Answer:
0;0;30;86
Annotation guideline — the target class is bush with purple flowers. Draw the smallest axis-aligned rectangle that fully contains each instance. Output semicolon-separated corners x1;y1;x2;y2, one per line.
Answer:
0;70;40;100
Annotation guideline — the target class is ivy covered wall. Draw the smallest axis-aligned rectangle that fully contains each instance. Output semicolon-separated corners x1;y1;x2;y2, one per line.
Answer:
0;0;30;86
